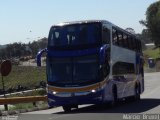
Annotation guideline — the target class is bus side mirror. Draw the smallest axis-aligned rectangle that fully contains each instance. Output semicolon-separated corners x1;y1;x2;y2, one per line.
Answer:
99;44;109;64
37;48;47;67
99;63;110;80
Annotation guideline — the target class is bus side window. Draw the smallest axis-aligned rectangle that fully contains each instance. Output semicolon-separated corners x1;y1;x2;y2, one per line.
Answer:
117;31;123;47
129;37;135;51
135;38;139;52
128;36;132;50
123;34;128;49
132;38;136;51
137;40;140;52
102;27;110;44
137;40;142;53
112;28;118;45
139;41;142;52
113;62;135;75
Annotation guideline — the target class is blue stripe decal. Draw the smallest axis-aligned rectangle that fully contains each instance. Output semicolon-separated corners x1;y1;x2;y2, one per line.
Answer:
47;48;99;57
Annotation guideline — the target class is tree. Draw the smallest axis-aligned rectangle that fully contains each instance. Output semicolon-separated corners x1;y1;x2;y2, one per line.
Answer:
140;1;160;47
141;29;152;44
38;37;47;49
0;38;47;59
125;28;136;34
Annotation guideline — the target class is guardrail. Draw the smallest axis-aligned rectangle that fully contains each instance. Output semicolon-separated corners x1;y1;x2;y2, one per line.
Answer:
0;88;44;98
0;96;47;105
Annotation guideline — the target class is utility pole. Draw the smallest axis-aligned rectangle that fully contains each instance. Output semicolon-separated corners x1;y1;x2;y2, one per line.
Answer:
1;76;8;110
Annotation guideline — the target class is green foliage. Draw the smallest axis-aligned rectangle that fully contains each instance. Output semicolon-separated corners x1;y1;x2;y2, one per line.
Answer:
141;29;152;44
145;1;160;46
9;103;34;110
9;101;48;110
143;48;160;69
143;48;160;59
0;37;47;59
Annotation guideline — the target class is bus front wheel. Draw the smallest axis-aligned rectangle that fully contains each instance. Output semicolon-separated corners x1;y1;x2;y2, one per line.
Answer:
62;106;71;112
109;86;118;107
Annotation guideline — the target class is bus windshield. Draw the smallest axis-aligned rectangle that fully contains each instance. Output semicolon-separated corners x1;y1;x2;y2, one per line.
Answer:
47;55;99;86
48;23;101;47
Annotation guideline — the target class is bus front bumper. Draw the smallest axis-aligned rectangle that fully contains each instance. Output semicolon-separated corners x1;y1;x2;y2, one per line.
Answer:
47;90;104;107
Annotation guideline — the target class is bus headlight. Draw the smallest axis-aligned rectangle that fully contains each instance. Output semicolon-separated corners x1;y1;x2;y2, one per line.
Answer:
53;91;57;95
91;89;96;93
47;89;57;95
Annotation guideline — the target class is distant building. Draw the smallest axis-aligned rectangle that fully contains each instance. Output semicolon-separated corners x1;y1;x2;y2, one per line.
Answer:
145;43;155;49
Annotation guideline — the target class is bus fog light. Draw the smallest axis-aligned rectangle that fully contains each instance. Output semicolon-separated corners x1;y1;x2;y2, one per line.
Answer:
53;91;57;95
91;89;96;93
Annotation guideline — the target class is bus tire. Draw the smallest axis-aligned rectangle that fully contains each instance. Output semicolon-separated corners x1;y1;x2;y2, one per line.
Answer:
110;86;118;107
135;84;140;101
62;106;71;112
125;84;141;102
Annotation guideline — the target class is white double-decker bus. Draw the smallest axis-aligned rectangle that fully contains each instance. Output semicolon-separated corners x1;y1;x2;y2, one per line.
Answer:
37;20;144;112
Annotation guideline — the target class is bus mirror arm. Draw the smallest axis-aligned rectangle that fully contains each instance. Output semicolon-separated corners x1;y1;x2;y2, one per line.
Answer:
36;48;47;67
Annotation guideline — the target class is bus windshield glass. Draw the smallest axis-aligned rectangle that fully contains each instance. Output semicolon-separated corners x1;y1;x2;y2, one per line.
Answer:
48;23;101;47
47;55;99;86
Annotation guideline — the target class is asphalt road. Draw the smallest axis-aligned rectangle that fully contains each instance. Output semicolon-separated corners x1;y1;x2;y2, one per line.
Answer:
18;72;160;120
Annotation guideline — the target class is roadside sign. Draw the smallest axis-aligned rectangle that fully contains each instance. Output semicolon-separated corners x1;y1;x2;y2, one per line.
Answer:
0;60;12;76
0;60;12;111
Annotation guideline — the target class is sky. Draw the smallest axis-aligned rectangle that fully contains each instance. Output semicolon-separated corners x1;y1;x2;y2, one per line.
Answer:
0;0;158;45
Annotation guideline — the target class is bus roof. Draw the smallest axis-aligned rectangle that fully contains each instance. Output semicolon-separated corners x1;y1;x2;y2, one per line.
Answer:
52;20;109;26
51;20;139;40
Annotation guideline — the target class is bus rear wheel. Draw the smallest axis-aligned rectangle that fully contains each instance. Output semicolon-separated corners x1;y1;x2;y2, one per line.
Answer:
135;85;140;101
125;85;141;102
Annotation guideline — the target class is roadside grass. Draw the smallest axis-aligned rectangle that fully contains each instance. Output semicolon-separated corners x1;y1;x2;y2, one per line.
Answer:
0;65;47;111
143;48;160;59
9;103;34;110
9;101;48;110
143;48;159;66
0;66;46;91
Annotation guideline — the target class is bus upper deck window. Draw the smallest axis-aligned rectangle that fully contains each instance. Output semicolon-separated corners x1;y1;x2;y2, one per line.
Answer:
79;26;87;44
54;32;60;45
103;27;110;44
